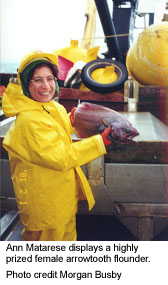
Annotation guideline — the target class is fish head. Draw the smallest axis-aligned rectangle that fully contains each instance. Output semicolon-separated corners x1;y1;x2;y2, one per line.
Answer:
110;120;139;144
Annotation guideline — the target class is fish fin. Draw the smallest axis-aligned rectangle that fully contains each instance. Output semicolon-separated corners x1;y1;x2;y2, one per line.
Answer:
102;119;110;128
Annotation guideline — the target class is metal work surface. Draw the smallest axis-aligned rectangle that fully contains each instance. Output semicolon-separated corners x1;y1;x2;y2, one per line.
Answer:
123;112;168;141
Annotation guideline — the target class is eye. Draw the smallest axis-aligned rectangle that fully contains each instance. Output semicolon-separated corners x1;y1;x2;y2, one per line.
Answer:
33;78;43;83
123;128;130;133
47;76;56;82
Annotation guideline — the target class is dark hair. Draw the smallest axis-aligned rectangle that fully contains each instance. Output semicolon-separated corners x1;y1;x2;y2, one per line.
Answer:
27;62;58;83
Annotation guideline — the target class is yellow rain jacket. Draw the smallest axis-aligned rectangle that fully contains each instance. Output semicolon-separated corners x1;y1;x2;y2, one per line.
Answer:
2;83;106;238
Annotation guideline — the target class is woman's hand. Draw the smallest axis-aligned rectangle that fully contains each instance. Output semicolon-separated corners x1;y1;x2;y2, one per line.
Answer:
101;127;112;146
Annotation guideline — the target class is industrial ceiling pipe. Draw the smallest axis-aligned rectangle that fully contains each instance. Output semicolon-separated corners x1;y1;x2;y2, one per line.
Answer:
94;0;121;60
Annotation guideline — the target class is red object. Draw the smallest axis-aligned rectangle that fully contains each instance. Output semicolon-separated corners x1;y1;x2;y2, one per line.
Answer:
0;85;5;96
101;127;112;146
58;56;74;81
69;107;76;127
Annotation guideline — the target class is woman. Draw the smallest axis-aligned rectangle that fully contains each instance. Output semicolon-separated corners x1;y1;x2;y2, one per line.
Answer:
2;50;112;241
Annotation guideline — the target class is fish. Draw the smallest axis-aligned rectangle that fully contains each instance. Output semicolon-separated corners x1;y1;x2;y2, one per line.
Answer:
73;102;139;145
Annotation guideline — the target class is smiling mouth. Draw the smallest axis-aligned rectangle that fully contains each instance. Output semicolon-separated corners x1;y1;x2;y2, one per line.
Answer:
40;92;50;95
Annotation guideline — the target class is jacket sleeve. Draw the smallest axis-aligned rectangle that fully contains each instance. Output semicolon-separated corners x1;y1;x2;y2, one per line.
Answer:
3;113;106;172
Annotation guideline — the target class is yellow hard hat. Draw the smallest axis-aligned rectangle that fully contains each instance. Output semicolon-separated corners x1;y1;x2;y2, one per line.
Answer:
17;50;58;85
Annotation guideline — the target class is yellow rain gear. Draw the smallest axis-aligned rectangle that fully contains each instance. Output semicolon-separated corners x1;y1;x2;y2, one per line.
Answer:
2;83;106;240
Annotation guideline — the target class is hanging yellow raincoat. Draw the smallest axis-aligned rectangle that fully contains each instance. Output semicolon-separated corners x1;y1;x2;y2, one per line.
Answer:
2;83;106;241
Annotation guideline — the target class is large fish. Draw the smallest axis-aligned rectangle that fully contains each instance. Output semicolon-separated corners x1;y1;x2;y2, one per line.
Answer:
73;102;139;145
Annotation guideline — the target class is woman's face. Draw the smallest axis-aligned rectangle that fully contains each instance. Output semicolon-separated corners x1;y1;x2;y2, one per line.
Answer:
28;66;56;102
